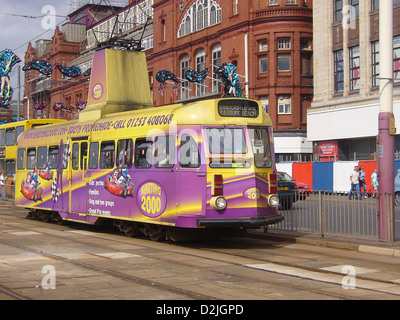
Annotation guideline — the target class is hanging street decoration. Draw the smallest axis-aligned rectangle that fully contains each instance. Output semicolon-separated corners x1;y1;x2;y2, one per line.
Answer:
218;62;242;98
76;101;87;111
34;103;48;110
156;70;179;83
185;68;209;83
83;68;91;76
56;64;82;78
0;49;21;107
156;70;181;96
22;60;53;76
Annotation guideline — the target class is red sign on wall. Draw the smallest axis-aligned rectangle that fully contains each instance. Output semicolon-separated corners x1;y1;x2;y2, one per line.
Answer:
318;141;338;161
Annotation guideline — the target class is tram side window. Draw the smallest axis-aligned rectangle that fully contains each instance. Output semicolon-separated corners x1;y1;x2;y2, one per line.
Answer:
100;141;115;169
16;126;24;141
26;148;36;169
37;146;48;170
249;128;272;168
17;148;25;170
81;142;88;170
72;143;79;170
48;146;58;169
155;135;175;168
60;144;69;169
89;142;99;169
135;138;152;168
6;128;15;146
117;139;133;168
179;134;200;168
6;160;15;178
0;129;4;146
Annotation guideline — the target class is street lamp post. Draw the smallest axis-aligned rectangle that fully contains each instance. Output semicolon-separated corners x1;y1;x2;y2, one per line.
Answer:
378;0;395;241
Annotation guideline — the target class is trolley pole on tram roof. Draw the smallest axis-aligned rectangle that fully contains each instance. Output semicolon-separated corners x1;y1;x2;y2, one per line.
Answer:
378;0;395;241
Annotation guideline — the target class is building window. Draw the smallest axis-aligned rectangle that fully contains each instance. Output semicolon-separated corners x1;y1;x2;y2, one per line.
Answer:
278;54;291;71
349;0;359;17
334;49;344;93
277;95;292;114
333;0;343;22
180;54;190;99
212;44;222;94
371;41;379;87
178;0;221;38
278;38;291;50
260;96;269;113
269;0;278;5
286;0;296;4
233;0;238;15
259;55;268;73
394;36;400;83
196;49;206;96
259;39;268;52
349;46;360;91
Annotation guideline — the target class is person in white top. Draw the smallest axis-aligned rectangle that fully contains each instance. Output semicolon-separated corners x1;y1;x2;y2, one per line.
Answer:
0;171;5;200
349;166;361;199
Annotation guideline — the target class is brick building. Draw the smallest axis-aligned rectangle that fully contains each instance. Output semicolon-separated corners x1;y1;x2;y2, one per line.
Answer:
151;0;313;160
23;0;313;160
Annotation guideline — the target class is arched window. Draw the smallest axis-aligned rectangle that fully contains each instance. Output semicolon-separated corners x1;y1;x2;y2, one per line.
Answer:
178;0;221;38
195;49;206;96
180;54;190;99
212;43;221;93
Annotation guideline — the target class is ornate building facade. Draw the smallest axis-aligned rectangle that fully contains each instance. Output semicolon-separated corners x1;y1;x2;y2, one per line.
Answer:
151;0;313;160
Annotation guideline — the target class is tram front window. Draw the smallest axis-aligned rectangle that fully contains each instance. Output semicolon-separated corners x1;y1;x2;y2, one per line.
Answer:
249;128;272;168
207;128;249;168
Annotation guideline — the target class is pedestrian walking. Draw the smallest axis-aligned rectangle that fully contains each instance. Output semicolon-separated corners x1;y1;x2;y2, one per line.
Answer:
371;169;378;198
349;166;361;199
359;166;367;198
0;171;5;200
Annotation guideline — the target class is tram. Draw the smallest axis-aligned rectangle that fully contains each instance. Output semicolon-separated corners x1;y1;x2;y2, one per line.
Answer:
15;49;282;241
0;119;66;177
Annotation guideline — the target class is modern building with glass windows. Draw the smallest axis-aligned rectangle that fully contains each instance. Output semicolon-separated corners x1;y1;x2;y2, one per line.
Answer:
309;0;400;161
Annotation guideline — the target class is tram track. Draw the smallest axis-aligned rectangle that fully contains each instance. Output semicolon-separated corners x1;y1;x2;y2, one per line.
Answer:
1;210;400;299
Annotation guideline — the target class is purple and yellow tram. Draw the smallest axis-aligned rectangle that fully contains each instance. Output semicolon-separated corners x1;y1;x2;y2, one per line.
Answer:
15;49;282;241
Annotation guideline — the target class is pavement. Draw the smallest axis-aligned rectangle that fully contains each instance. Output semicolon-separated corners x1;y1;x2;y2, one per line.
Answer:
248;228;400;258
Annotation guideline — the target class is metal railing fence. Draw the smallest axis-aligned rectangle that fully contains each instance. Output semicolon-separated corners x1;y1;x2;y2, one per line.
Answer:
272;191;396;242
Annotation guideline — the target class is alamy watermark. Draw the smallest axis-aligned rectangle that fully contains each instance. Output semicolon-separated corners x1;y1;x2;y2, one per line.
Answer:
342;5;357;30
341;265;356;289
41;265;56;290
41;5;56;30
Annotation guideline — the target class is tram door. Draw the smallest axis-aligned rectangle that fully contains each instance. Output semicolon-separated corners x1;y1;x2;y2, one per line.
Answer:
69;138;88;214
176;131;206;219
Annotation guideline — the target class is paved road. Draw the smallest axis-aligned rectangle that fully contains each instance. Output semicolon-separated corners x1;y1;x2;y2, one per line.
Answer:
1;203;400;303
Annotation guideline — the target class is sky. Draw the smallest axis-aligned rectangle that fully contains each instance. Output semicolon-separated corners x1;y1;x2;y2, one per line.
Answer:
0;0;128;90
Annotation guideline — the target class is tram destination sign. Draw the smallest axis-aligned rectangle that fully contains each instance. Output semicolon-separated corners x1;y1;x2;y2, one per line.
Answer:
218;100;259;118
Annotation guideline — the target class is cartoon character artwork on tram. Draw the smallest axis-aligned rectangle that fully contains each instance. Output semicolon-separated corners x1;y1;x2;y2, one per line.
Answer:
38;159;54;181
21;159;43;202
105;150;135;198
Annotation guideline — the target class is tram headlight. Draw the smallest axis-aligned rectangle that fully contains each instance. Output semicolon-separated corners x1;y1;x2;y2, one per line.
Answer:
268;194;279;208
210;196;227;210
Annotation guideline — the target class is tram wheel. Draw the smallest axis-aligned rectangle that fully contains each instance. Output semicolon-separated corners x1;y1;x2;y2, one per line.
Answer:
145;225;164;241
